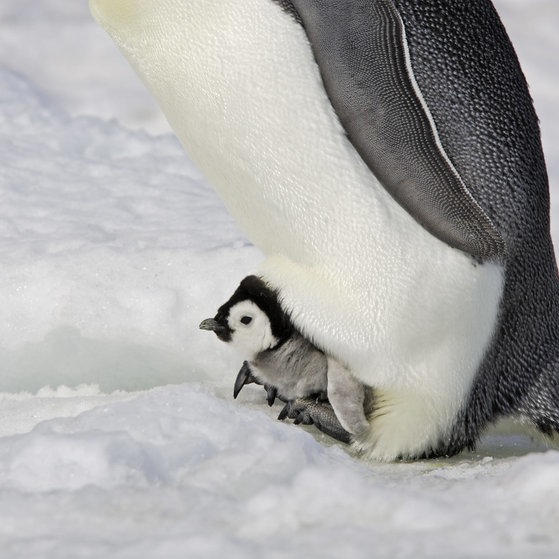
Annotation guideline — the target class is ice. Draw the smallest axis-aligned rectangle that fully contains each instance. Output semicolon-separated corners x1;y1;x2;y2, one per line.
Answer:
0;384;556;558
0;65;260;393
0;0;558;557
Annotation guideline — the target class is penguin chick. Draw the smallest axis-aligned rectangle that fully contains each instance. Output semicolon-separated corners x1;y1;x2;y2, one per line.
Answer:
199;275;371;441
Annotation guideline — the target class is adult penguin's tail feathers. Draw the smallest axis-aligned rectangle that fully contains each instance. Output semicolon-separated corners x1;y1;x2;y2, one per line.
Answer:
517;361;559;438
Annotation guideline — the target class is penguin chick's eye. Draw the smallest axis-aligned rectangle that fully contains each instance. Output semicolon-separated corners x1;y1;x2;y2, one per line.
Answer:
240;315;253;325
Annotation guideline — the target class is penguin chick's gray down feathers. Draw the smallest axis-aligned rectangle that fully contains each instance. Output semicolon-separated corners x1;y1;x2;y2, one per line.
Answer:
199;276;371;442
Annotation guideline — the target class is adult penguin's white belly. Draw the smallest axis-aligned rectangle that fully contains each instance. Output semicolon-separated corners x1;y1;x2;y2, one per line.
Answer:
90;0;504;460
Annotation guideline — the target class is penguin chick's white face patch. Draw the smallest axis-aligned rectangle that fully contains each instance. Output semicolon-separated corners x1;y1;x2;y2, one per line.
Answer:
227;301;279;360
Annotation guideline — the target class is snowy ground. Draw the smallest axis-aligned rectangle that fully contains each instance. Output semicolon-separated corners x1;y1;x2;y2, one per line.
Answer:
0;1;558;557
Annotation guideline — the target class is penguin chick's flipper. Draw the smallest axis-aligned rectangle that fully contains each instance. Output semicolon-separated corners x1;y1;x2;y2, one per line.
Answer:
289;0;504;261
233;361;281;406
279;399;352;444
326;357;370;436
233;361;262;399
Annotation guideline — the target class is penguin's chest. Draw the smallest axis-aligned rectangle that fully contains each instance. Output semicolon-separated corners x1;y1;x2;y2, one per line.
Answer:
126;0;405;265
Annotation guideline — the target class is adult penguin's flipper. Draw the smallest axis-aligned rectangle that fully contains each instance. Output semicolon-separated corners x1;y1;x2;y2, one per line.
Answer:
290;0;505;262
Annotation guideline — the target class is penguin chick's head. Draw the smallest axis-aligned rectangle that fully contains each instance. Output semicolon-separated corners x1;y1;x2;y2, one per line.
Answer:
199;276;294;359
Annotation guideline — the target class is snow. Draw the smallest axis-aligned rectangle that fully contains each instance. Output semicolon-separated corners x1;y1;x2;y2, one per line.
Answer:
0;0;557;557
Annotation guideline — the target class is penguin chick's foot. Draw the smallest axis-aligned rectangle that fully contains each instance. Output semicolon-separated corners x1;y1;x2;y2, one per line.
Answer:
278;398;352;444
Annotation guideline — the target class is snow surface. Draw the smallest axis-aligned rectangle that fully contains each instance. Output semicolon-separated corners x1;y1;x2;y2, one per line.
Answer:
0;0;558;557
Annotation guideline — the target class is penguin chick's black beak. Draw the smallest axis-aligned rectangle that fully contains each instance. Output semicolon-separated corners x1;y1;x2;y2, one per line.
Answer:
199;317;232;342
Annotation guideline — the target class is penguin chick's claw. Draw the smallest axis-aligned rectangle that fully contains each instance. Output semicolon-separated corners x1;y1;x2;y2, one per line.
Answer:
278;398;352;444
233;361;262;399
265;385;278;407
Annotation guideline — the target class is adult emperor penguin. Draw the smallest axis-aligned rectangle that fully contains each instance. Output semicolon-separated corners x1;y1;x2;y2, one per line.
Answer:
90;0;559;460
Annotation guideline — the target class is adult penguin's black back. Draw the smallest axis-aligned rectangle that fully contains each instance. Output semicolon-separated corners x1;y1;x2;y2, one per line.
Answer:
393;0;558;452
